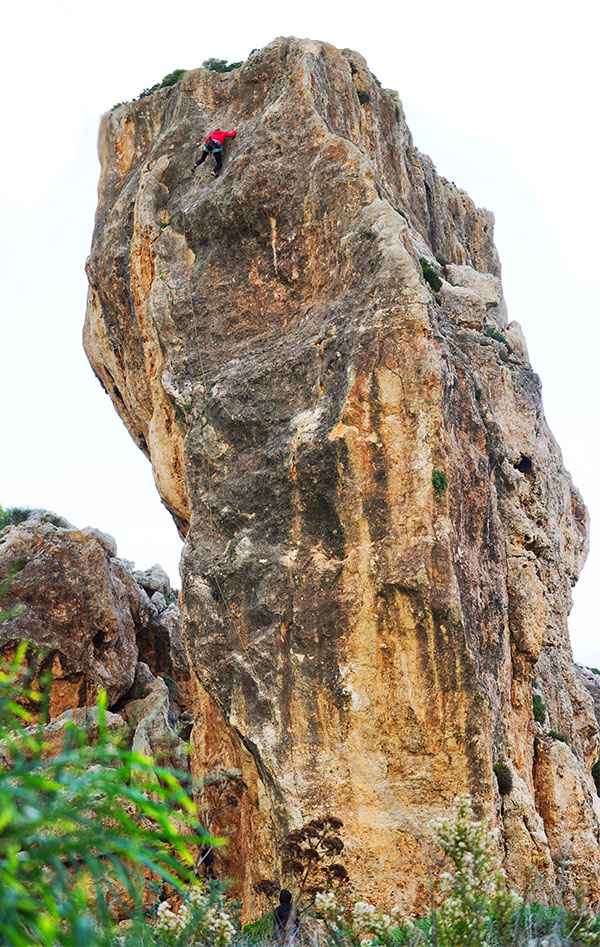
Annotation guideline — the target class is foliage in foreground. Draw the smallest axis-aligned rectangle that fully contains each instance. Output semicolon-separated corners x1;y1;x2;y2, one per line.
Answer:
0;643;217;946
3;553;600;945
148;880;237;947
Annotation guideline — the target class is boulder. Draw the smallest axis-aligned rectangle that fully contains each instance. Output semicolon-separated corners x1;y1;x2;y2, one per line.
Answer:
0;518;142;710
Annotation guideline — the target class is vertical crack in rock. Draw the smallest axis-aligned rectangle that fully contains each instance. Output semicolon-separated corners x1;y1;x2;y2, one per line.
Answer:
84;37;599;909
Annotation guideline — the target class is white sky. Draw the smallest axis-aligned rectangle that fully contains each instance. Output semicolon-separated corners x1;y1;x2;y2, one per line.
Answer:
1;0;598;663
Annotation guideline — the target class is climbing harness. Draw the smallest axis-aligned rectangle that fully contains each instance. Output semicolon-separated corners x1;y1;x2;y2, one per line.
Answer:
204;139;223;154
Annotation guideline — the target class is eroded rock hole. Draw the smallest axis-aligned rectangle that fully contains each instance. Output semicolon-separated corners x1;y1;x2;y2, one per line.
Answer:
516;456;533;477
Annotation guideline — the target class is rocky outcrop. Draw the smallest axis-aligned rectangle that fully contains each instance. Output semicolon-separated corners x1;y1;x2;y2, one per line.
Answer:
0;510;189;764
576;666;600;730
84;38;600;909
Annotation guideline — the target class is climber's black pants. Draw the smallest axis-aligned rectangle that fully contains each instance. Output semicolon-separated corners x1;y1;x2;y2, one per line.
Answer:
197;149;222;172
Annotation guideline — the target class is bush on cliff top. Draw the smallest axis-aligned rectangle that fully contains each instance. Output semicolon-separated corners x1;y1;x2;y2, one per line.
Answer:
202;58;243;73
0;506;32;530
136;68;187;100
112;69;187;108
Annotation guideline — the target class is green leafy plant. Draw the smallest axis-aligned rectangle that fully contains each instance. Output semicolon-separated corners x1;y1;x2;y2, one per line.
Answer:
357;91;371;105
483;324;512;352
532;693;546;725
434;251;449;266
242;910;274;939
160;69;186;88
419;257;443;292
0;642;218;945
202;58;243;73
432;469;448;498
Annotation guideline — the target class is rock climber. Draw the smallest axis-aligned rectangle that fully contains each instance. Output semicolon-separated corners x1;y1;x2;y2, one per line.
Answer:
191;128;237;178
273;889;298;943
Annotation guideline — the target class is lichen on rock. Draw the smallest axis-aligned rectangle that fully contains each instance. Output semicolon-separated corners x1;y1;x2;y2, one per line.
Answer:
83;37;599;909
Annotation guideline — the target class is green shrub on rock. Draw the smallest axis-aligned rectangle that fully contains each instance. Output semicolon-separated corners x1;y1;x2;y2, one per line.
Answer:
483;323;512;352
432;469;448;498
419;257;443;292
202;58;243;73
136;69;187;100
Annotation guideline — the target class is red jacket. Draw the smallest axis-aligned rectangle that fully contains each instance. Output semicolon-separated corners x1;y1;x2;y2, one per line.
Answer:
205;129;236;145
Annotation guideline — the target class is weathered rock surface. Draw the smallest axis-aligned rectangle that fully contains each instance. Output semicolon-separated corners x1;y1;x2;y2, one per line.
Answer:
0;511;189;732
84;38;600;909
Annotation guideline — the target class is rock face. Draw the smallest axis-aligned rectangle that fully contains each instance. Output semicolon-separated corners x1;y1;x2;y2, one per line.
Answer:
0;511;189;765
84;38;600;909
